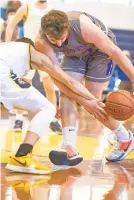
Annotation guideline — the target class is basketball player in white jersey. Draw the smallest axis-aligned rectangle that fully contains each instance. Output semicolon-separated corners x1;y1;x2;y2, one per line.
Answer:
1;37;108;174
6;0;62;132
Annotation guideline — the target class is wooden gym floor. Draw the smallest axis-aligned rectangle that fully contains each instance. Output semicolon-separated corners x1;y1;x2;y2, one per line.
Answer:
1;104;134;200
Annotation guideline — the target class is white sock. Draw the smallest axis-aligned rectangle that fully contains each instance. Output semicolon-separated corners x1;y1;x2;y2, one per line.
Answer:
62;126;77;148
112;124;130;141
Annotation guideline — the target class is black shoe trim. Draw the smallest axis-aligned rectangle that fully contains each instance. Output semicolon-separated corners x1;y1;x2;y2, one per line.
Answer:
49;151;83;166
12;158;27;167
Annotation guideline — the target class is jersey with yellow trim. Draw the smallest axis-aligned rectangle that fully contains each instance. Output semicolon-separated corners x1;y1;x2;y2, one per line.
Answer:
24;3;49;41
0;42;31;78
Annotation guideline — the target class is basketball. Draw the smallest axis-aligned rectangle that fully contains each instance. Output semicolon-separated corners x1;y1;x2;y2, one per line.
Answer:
105;90;134;121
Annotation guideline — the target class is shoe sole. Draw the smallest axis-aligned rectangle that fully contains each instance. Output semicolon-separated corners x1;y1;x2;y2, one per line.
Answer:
5;164;51;175
49;151;83;166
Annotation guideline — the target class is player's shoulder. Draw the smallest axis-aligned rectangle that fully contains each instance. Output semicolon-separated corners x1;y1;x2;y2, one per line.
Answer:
35;34;52;51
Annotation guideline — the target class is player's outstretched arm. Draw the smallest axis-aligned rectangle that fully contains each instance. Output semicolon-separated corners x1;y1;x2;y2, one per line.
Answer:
31;46;97;101
52;78;108;121
6;5;26;41
80;14;134;84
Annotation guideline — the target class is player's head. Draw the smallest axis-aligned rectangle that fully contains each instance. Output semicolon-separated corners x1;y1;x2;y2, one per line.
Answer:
41;9;69;47
15;37;35;48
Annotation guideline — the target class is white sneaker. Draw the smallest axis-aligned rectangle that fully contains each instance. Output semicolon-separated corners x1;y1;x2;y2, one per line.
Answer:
107;132;117;145
106;132;134;162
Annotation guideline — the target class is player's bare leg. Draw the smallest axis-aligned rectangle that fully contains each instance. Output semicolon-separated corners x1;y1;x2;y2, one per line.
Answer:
49;72;84;166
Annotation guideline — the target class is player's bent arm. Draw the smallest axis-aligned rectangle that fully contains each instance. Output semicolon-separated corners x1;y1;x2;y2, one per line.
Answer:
30;46;96;100
80;15;134;83
52;78;108;120
6;5;26;41
52;77;91;106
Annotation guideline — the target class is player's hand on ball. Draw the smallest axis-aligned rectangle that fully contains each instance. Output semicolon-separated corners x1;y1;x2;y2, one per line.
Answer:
84;99;109;121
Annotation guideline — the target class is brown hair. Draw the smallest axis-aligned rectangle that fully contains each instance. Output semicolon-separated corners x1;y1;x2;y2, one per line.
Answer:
41;9;69;39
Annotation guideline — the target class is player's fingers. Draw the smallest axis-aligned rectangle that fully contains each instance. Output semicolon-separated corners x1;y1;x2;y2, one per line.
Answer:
98;106;109;119
97;109;109;121
94;113;105;122
93;112;105;121
98;101;106;108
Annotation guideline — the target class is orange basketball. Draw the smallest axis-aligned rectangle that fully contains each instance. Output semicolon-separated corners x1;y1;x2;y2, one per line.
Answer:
105;90;134;121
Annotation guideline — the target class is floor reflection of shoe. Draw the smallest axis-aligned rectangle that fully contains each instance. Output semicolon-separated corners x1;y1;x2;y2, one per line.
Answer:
48;168;83;185
107;133;117;145
106;163;134;186
6;174;49;189
106;132;134;162
13;120;23;132
5;153;51;174
6;174;50;195
49;121;62;133
49;145;83;166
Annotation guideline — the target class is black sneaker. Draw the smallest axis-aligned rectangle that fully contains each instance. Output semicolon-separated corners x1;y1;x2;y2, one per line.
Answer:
49;121;62;133
49;145;83;166
13;120;23;132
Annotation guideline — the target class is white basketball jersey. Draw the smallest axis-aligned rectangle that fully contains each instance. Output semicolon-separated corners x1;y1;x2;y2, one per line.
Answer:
0;42;31;78
24;3;49;41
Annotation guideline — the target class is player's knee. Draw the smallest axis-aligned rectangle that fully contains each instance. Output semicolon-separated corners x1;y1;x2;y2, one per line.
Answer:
28;103;56;137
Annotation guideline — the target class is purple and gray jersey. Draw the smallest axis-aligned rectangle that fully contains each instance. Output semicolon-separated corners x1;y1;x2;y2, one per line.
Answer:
40;11;117;82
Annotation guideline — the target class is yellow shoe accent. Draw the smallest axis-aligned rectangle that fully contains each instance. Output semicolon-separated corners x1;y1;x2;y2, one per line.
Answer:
5;154;51;174
6;174;50;192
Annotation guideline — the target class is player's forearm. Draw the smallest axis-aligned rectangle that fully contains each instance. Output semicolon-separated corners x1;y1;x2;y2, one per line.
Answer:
39;56;96;100
5;24;14;41
111;48;134;83
69;79;96;100
50;70;96;100
52;78;95;106
48;66;96;100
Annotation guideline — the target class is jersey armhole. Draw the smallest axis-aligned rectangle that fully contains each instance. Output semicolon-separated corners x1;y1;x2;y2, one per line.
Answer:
24;4;29;24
